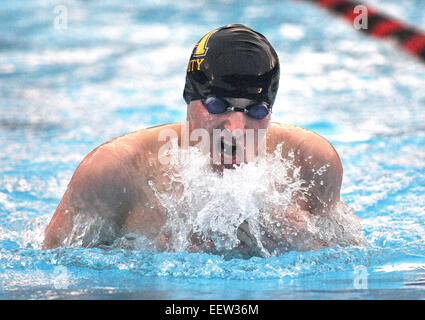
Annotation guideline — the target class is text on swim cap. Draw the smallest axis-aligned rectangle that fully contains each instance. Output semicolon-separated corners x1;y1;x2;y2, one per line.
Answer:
187;58;205;72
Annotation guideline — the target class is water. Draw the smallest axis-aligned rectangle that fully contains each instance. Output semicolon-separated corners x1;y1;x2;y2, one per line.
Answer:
1;0;425;299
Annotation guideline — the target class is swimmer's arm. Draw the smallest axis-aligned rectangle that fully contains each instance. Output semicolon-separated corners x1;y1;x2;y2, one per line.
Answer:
43;147;136;249
43;189;73;249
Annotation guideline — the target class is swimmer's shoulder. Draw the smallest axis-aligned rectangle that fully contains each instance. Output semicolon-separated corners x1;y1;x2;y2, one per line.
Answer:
72;123;182;185
269;122;343;208
267;122;310;153
269;122;324;140
83;123;182;163
65;123;183;208
108;122;182;150
268;122;341;162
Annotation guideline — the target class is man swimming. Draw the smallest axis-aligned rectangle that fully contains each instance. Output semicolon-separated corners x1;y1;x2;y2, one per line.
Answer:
43;24;344;254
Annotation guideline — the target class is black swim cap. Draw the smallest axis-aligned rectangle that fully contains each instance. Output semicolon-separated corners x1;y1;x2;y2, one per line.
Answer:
183;24;280;107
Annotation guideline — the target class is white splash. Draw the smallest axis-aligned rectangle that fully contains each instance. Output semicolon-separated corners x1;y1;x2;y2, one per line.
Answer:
151;140;365;257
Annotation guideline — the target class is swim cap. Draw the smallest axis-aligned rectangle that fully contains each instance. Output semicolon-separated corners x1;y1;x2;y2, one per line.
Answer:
183;24;280;107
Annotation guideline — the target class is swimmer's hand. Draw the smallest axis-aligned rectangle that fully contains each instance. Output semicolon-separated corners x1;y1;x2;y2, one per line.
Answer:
236;205;326;255
270;204;326;252
237;220;258;248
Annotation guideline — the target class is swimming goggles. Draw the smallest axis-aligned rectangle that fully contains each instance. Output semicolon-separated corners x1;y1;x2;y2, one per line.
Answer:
201;97;271;120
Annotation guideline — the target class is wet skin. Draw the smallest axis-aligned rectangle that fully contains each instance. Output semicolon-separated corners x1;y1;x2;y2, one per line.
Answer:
43;100;343;252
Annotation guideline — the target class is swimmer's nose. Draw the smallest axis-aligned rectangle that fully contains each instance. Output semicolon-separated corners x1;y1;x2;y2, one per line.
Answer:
223;110;247;132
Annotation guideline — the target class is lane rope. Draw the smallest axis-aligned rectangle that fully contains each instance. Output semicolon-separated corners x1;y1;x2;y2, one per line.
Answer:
301;0;425;63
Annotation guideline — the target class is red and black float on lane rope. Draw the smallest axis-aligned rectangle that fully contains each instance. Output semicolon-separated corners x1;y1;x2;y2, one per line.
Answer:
301;0;425;63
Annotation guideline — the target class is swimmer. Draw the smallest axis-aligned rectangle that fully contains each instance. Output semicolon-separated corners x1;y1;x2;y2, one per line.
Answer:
43;24;343;253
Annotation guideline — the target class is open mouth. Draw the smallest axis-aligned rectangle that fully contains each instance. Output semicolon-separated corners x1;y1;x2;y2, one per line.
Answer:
221;138;238;165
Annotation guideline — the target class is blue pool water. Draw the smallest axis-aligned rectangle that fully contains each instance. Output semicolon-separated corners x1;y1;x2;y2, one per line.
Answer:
1;0;425;299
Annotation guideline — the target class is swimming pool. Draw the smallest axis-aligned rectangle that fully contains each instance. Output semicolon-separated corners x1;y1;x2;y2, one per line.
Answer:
1;0;424;299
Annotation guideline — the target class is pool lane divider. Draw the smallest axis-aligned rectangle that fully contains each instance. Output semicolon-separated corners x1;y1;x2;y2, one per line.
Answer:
300;0;425;63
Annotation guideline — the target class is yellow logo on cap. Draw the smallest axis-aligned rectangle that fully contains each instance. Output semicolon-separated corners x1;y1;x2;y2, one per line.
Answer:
193;29;217;57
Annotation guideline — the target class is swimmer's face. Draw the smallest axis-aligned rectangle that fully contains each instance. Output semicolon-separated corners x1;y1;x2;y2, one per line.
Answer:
187;99;271;169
